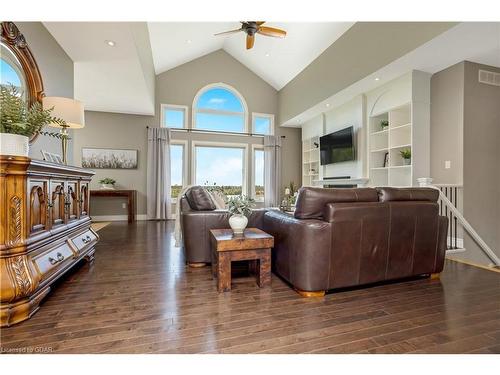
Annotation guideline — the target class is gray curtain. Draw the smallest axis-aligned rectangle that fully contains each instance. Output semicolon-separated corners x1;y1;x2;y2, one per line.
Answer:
147;127;171;220
264;135;282;207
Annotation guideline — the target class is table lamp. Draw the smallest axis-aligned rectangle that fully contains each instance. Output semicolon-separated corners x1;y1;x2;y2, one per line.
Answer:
43;97;85;164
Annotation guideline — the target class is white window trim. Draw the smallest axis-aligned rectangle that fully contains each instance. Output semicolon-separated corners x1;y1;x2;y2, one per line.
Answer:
160;104;189;129
252;112;275;135
170;139;188;204
251;144;265;202
191;140;249;196
192;82;249;134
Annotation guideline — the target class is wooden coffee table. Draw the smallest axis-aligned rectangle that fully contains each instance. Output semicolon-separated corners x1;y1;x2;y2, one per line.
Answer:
210;228;274;292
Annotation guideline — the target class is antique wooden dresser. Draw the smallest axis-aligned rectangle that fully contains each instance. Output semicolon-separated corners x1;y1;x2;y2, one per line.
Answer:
0;156;98;326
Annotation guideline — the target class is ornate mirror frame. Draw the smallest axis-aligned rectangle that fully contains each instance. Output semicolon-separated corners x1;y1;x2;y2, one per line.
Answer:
1;21;45;144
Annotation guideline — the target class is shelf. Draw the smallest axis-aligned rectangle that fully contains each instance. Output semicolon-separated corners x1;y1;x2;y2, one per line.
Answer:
303;148;320;153
303;160;319;164
390;123;411;131
370;148;388;153
371;167;389;170
390;143;411;150
371;129;389;136
389;165;411;169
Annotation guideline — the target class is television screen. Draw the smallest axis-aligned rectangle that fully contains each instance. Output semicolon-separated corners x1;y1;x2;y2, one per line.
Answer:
320;126;355;165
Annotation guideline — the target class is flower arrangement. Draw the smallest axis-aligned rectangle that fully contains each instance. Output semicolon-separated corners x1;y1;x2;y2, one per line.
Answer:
226;195;255;218
98;177;116;185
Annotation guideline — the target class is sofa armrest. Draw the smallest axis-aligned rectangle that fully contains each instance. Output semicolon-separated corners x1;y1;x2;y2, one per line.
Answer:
264;210;332;291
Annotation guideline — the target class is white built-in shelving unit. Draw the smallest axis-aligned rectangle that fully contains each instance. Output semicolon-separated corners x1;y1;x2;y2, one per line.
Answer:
302;136;320;186
368;103;413;186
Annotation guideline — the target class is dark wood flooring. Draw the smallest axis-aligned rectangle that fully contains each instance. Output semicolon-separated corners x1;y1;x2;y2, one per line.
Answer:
1;221;499;354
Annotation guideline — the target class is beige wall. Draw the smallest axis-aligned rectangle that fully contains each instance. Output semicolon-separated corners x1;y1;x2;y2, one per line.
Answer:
278;22;457;124
430;62;464;184
16;22;74;163
74;50;301;217
461;62;500;265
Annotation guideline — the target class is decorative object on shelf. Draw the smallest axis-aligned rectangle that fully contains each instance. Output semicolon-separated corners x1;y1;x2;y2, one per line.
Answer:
400;148;411;165
0;84;66;157
99;177;116;190
313;142;319;148
43;96;85;164
226;195;255;235
383;152;389;168
280;181;298;211
82;147;138;169
380;119;389;130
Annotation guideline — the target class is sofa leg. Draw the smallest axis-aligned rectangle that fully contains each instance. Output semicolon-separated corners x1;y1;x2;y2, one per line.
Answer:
188;262;207;268
295;289;326;298
430;273;440;280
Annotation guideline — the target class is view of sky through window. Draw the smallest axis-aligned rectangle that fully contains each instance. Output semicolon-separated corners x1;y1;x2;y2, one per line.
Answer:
1;59;22;87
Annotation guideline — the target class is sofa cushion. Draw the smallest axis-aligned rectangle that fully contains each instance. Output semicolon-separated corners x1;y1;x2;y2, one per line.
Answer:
185;186;216;211
377;187;439;202
294;187;379;219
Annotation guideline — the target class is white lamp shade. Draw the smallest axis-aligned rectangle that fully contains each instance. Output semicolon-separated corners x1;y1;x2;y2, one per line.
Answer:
43;97;85;129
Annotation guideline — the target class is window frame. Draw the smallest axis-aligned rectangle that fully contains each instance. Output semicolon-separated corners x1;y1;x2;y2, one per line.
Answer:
191;140;249;196
160;104;188;129
192;83;249;134
251;144;265;202
170;139;188;203
252;112;275;136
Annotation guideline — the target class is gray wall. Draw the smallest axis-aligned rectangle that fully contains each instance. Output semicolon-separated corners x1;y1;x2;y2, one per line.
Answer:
74;49;301;216
430;62;464;184
278;22;457;124
461;62;500;265
15;22;74;163
431;61;500;266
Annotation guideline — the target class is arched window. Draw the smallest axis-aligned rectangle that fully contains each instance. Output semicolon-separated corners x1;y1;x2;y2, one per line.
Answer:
193;83;247;133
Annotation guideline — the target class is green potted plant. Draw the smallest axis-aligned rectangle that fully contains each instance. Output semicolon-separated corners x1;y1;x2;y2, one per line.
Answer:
380;119;389;131
0;84;66;157
99;177;116;190
400;148;411;165
226;195;255;235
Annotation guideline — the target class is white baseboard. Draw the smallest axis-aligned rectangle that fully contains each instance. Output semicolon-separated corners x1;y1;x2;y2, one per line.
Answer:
447;237;464;249
91;214;148;222
446;248;466;254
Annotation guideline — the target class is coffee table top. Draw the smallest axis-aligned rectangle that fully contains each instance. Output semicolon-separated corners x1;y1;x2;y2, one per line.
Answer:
210;228;274;252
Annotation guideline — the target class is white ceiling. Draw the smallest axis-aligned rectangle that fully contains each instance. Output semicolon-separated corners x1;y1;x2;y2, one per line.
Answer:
148;22;354;90
43;22;156;115
285;22;500;127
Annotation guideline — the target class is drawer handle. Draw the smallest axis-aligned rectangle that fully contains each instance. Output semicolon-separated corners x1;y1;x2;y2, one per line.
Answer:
48;253;64;265
82;235;92;244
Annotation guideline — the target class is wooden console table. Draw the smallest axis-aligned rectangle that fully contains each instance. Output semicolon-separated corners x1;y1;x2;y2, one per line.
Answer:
90;189;137;223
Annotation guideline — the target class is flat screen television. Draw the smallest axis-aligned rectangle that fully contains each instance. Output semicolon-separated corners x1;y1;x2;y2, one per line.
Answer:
320;126;355;165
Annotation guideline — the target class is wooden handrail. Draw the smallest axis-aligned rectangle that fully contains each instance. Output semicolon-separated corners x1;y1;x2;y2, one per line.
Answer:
418;178;500;266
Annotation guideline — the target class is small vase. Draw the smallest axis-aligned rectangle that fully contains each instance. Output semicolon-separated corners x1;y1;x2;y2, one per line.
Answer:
100;184;115;190
229;214;248;235
0;133;29;157
403;158;411;166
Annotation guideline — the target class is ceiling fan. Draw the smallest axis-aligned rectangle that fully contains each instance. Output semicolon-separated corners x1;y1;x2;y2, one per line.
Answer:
215;22;287;50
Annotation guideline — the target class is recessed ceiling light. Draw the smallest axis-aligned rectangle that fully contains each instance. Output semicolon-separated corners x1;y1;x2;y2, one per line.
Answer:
265;53;270;57
326;103;330;107
105;40;116;47
186;39;192;44
375;77;380;81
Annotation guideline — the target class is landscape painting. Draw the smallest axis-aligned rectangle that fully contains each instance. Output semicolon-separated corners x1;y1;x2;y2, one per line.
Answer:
82;147;138;169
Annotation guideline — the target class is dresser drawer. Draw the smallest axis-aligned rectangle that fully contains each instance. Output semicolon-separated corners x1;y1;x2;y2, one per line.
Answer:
31;242;75;282
71;229;98;252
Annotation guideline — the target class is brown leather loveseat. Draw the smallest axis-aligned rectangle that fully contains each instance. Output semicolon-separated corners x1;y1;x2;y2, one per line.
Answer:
180;186;267;267
263;187;448;296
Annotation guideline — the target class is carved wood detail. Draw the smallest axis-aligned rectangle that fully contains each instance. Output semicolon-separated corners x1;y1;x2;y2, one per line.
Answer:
8;196;22;246
9;255;34;298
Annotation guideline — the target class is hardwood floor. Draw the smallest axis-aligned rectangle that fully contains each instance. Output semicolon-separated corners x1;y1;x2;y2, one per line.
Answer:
1;221;499;354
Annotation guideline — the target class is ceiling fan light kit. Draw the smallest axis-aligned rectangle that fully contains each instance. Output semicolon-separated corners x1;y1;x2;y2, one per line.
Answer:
215;21;287;50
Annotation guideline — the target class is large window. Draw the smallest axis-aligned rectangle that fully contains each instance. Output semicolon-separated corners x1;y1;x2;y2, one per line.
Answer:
193;84;247;133
193;142;247;196
170;142;186;198
161;104;187;129
253;147;265;202
252;113;274;135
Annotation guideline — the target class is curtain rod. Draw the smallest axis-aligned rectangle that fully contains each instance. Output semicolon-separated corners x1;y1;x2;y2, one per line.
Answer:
146;126;286;138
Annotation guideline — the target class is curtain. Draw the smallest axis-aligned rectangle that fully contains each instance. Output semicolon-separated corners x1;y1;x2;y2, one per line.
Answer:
147;127;171;220
264;135;282;207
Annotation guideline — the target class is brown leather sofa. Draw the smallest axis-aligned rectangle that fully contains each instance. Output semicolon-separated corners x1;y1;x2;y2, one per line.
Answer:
180;187;267;266
263;187;448;296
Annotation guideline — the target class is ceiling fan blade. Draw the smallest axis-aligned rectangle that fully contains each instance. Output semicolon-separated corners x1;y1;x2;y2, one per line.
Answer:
214;28;242;36
246;34;255;50
257;26;286;38
256;21;266;25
